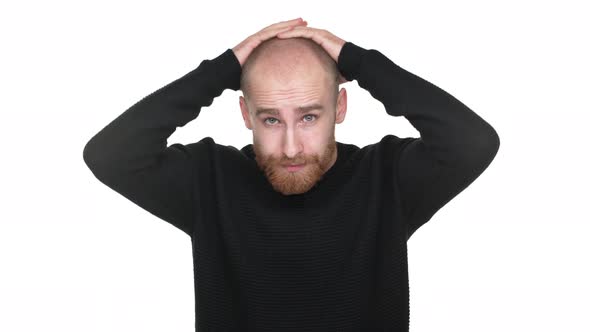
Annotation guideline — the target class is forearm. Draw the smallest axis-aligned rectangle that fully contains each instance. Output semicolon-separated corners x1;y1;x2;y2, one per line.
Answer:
337;42;500;167
83;48;242;177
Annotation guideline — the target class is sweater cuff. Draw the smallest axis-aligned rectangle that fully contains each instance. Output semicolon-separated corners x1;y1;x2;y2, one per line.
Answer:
337;42;367;82
210;48;242;91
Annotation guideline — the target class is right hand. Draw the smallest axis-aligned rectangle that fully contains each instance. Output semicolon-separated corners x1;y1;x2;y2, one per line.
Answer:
232;18;308;67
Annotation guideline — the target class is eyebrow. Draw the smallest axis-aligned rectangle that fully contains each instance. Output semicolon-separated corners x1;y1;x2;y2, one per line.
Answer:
255;103;324;117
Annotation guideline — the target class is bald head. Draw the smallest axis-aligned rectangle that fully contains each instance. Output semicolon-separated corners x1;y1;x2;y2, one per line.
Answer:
239;37;340;106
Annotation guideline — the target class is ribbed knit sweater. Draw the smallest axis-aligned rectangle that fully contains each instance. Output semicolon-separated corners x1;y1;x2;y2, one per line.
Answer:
83;41;500;331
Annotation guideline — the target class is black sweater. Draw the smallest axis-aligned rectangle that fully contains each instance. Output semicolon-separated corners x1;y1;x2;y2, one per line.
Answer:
83;41;500;331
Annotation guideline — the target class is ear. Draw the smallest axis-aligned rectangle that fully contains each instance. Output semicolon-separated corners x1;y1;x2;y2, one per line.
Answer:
335;88;347;124
239;95;253;130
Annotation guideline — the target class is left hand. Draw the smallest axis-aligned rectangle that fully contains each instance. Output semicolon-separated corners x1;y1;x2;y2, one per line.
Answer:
276;26;349;84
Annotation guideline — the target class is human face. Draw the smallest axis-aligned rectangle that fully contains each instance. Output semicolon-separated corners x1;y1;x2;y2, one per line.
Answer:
239;64;347;196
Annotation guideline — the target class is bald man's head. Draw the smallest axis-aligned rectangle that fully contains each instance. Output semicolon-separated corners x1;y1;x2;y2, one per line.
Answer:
239;37;340;107
236;37;348;196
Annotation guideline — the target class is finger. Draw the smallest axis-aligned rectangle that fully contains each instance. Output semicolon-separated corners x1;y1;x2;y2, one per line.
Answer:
258;21;307;41
264;18;304;31
277;25;319;36
278;17;303;24
276;26;320;40
268;20;307;33
272;20;307;32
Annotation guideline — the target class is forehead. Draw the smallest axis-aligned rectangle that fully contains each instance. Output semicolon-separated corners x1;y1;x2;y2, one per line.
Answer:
255;103;325;117
247;71;332;109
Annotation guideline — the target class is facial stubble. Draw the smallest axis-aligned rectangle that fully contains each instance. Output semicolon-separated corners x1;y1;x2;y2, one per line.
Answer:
252;133;337;196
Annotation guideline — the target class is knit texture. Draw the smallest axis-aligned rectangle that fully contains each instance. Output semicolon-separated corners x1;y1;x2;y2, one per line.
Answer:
83;41;500;331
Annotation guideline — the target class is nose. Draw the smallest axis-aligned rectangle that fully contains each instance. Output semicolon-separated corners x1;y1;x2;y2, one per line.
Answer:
282;127;304;161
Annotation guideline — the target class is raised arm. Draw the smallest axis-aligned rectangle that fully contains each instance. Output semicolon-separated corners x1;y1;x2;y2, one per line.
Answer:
338;41;500;239
82;18;307;237
277;26;500;239
82;48;241;236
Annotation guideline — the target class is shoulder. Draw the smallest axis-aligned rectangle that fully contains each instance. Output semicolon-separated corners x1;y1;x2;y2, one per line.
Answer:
184;137;243;158
356;134;415;159
184;137;257;173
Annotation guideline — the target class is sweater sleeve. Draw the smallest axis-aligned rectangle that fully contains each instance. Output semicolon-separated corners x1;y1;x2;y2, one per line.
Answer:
83;48;242;237
337;42;500;240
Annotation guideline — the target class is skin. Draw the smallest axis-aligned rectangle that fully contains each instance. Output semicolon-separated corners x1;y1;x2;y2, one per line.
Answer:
232;19;349;196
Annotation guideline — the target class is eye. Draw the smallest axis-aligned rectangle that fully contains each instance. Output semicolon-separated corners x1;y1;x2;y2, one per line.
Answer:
262;114;317;126
303;114;317;122
264;117;278;125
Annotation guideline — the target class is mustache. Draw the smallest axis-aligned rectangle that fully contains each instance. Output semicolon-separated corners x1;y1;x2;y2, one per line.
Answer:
281;160;306;166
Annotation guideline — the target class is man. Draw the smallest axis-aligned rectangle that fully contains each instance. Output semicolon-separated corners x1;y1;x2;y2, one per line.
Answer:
236;26;347;196
83;18;499;331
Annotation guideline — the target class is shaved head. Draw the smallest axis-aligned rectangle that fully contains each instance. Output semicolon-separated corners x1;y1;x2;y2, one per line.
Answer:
240;37;340;107
237;36;348;196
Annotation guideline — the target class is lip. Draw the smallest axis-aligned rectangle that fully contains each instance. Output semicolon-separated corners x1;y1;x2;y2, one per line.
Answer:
283;164;305;171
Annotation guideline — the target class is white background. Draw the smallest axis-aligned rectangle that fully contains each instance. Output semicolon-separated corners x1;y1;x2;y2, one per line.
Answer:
1;0;588;331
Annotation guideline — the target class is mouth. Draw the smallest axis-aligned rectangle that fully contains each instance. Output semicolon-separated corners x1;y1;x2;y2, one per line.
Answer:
283;163;306;172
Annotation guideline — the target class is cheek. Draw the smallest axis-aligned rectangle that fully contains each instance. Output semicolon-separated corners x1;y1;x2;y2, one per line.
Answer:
253;134;278;157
